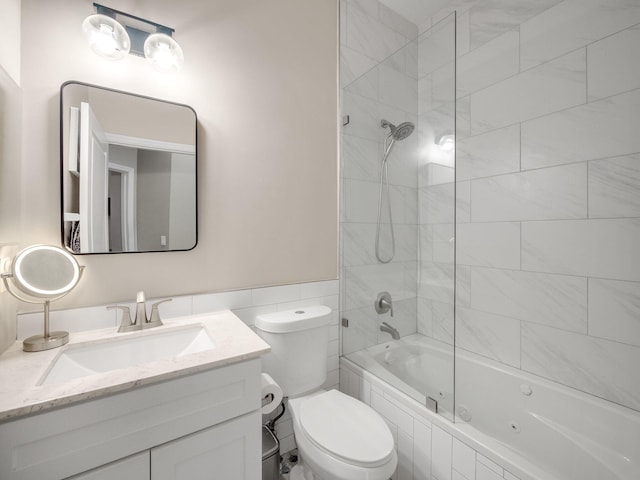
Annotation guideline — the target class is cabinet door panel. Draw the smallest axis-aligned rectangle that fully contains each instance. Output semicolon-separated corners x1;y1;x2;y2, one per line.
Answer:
66;451;149;480
151;412;260;480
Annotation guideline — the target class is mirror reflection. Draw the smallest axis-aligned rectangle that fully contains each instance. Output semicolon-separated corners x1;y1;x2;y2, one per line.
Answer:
60;81;197;254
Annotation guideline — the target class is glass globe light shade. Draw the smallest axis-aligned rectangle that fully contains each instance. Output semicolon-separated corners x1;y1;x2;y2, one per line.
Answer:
144;33;184;72
82;14;130;60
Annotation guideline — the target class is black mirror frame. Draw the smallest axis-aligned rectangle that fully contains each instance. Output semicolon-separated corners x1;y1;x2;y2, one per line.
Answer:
59;80;198;255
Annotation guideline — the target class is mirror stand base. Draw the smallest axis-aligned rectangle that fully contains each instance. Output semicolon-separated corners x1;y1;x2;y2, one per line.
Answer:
23;332;69;352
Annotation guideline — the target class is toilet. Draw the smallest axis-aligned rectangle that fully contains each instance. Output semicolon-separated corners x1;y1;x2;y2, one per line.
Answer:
256;306;397;480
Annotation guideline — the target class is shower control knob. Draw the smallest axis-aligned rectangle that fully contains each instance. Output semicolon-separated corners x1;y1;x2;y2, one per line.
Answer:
375;291;394;316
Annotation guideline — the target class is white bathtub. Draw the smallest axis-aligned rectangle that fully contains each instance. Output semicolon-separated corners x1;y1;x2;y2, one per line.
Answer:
346;335;455;417
346;333;640;480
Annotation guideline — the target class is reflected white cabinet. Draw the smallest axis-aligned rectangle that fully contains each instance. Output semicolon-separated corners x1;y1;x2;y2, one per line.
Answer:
151;412;261;480
68;452;150;480
0;359;262;480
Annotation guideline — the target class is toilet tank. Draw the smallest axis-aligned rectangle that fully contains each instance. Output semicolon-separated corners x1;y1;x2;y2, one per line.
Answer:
256;306;331;397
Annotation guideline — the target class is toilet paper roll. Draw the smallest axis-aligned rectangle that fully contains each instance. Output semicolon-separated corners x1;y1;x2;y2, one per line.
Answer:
261;373;283;414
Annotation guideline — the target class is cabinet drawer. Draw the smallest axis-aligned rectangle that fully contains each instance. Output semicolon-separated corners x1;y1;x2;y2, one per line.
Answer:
0;359;261;480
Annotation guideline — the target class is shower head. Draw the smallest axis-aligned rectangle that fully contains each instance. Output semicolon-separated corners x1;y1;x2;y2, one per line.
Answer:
392;122;415;141
380;119;415;141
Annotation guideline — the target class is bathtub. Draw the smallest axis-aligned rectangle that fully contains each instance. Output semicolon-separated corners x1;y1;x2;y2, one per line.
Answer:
346;335;455;417
345;333;640;480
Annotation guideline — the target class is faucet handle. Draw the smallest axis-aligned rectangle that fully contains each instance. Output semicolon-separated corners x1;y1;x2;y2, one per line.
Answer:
385;299;394;317
149;298;172;326
107;306;133;332
375;291;394;317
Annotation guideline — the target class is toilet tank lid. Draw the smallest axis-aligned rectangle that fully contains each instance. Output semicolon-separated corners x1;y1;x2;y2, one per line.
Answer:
255;306;332;333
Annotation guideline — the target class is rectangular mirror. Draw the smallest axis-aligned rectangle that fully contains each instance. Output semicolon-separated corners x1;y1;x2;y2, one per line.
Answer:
60;81;197;254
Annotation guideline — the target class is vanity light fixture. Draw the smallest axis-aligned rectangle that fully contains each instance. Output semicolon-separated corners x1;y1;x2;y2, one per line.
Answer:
144;32;184;73
83;3;184;72
82;12;130;60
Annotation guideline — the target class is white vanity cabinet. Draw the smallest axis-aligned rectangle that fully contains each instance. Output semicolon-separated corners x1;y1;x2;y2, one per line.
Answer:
68;452;150;479
0;359;262;480
150;412;260;480
70;413;261;480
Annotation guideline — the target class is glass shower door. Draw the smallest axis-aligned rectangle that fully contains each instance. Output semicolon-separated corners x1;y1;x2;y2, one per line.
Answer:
340;12;456;421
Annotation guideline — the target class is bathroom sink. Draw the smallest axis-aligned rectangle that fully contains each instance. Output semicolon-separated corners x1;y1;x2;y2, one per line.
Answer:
40;325;215;385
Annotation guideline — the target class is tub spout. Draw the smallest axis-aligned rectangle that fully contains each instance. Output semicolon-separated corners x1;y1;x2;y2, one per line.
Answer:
380;321;400;340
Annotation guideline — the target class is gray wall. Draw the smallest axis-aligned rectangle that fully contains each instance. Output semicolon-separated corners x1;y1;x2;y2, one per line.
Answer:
169;153;196;250
108;171;123;251
137;150;171;251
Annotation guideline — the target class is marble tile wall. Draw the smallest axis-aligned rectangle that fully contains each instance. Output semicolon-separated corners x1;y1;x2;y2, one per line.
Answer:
340;0;420;355
340;0;419;88
341;0;640;450
435;0;640;412
417;13;456;348
16;279;340;453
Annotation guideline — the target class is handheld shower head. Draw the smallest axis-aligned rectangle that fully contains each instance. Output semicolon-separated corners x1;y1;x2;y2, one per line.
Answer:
392;122;415;141
380;119;415;141
375;119;415;264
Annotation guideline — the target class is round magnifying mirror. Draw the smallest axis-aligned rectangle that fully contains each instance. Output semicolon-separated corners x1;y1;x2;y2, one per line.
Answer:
12;245;81;298
2;245;83;352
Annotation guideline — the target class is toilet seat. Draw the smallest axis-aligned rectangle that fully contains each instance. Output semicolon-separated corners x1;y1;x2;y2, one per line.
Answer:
289;390;397;480
299;390;395;467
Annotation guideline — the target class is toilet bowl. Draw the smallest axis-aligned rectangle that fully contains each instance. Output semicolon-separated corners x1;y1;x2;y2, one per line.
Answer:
288;389;397;480
256;306;398;480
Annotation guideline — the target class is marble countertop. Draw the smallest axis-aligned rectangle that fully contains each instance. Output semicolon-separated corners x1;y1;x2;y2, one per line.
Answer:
0;310;270;422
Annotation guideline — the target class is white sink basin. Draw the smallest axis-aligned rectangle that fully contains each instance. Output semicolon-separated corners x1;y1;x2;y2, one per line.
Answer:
40;325;215;385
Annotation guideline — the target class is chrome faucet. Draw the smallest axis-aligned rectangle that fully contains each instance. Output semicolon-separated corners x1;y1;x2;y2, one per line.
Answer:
380;321;400;340
134;291;148;327
107;291;172;333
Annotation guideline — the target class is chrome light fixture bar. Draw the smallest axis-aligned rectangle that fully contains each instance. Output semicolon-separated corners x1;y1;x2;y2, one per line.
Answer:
83;3;184;72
